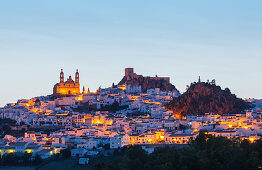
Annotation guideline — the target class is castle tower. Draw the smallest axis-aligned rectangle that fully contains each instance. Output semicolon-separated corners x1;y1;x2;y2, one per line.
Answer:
60;69;64;83
125;68;134;77
75;69;79;83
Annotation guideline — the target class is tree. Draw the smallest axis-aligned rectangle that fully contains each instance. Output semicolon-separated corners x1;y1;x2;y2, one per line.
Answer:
189;130;211;149
186;85;190;90
23;153;32;165
2;154;18;165
103;144;110;150
93;162;107;170
2;125;11;134
60;148;71;158
91;134;262;170
33;154;42;165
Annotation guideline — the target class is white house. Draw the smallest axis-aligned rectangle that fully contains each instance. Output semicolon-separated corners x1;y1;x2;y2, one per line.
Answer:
71;148;88;158
79;158;89;165
36;149;55;159
110;134;130;149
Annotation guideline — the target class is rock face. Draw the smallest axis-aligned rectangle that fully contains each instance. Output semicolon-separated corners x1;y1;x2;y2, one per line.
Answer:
118;75;178;93
165;82;253;116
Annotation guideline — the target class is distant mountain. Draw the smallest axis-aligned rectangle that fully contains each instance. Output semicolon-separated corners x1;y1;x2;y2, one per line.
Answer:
118;75;179;93
165;81;253;116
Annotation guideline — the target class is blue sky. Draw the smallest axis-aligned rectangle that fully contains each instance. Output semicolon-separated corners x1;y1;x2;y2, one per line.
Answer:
0;0;262;106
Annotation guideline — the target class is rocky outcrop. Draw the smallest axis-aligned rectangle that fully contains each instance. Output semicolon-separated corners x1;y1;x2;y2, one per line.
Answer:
165;82;253;116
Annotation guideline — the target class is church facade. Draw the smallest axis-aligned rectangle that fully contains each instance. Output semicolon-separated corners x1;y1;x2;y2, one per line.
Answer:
53;69;80;97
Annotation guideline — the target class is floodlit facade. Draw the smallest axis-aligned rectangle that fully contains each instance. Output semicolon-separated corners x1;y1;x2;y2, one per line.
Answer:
53;69;80;97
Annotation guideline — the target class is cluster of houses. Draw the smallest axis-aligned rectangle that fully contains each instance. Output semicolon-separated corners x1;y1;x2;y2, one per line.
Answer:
0;85;261;163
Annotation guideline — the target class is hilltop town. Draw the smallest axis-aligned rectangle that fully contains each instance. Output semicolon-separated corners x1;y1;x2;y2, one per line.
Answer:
0;68;261;165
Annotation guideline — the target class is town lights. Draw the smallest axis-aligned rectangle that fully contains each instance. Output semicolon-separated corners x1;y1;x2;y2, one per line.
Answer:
25;149;33;153
8;149;15;153
75;95;83;101
249;137;255;143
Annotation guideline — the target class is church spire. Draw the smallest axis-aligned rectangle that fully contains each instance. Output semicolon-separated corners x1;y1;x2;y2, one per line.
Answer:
82;86;90;94
83;86;85;93
75;69;79;83
198;76;201;83
96;86;101;94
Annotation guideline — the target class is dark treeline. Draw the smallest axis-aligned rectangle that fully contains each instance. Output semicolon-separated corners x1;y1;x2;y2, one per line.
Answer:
91;131;262;170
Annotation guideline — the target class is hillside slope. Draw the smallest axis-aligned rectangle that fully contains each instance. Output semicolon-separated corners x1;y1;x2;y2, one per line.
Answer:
165;82;253;116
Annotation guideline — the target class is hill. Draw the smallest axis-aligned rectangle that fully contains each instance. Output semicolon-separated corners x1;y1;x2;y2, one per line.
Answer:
165;81;253;116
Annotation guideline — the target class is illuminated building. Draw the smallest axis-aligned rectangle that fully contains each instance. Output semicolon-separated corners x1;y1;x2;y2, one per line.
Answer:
166;134;196;144
91;115;113;126
155;130;165;143
82;86;90;94
110;134;130;149
53;69;80;97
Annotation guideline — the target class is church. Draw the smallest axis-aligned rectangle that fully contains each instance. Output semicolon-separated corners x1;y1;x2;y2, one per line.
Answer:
53;69;80;97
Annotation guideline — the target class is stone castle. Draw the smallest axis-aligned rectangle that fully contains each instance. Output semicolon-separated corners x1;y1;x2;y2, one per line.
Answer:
119;68;177;93
125;68;170;83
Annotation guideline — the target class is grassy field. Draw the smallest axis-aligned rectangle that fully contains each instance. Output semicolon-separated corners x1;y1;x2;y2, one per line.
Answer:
37;159;78;170
0;159;89;170
71;165;89;170
0;166;36;170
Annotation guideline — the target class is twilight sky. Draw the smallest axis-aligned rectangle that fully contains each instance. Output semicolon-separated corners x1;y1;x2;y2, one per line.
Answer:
0;0;262;106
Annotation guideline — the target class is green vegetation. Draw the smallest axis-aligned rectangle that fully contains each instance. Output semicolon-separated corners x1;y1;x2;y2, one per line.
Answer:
126;111;149;117
0;118;17;125
99;102;128;112
0;153;42;166
0;118;17;136
90;131;262;170
60;148;71;158
0;118;27;137
74;101;128;113
0;148;73;169
37;159;76;170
